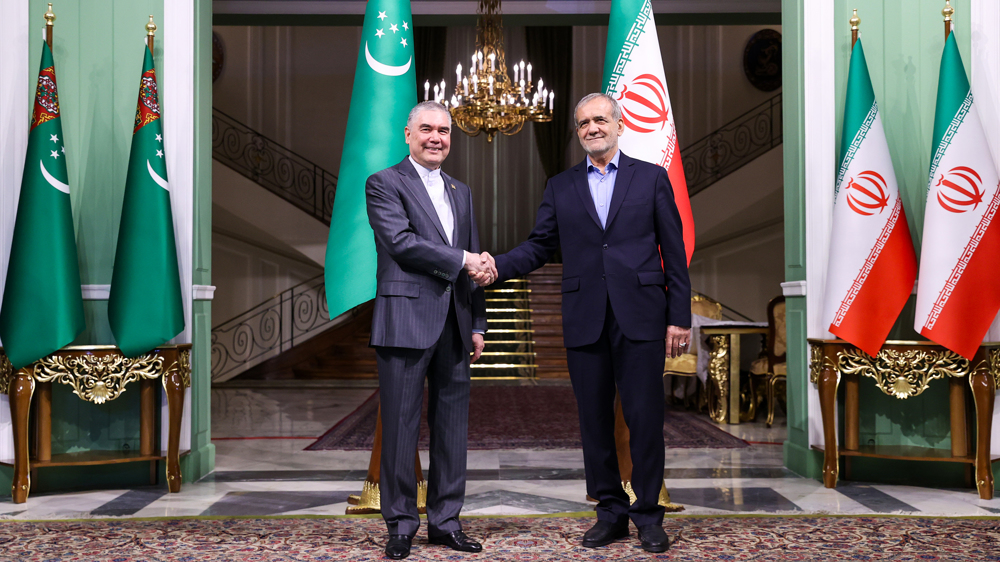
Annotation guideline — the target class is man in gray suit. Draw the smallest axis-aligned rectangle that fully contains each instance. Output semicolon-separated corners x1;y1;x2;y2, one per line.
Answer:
366;101;494;560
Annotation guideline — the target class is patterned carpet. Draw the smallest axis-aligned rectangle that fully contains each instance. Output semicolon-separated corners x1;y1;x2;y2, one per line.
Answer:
1;514;998;561
307;386;748;450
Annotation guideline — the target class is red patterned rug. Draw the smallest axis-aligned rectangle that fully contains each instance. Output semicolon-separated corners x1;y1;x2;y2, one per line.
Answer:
1;515;997;561
306;386;747;450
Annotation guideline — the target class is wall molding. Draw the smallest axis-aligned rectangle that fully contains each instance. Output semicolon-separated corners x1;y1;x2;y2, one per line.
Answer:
781;281;806;297
80;284;214;301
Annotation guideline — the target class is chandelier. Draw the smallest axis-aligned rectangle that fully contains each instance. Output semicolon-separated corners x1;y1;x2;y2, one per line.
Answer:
425;0;553;142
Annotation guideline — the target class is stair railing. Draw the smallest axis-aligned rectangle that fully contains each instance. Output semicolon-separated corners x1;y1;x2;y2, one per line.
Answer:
680;93;782;197
211;273;338;383
212;108;337;225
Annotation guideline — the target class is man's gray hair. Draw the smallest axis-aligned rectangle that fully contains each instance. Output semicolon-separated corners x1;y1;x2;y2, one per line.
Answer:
574;93;622;125
407;101;452;128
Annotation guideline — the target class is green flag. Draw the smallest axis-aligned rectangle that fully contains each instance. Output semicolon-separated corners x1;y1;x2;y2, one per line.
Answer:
325;0;416;318
0;41;85;369
108;44;184;357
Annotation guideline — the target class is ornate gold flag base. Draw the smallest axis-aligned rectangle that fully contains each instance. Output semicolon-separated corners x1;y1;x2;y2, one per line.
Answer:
346;403;427;514
615;394;685;512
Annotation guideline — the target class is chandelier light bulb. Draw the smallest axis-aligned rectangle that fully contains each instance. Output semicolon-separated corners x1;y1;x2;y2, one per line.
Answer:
463;77;469;96
538;79;543;92
424;80;430;101
514;64;519;83
549;91;554;111
526;63;532;83
488;52;495;71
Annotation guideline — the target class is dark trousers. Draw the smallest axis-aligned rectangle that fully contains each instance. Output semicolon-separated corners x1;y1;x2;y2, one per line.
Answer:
375;304;470;537
566;299;666;527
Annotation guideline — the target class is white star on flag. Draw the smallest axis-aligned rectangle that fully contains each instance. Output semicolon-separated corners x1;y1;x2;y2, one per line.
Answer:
50;134;58;143
50;150;59;159
375;28;385;38
400;38;407;47
403;22;409;30
155;134;162;142
61;146;64;153
156;149;164;158
390;23;398;33
377;11;387;21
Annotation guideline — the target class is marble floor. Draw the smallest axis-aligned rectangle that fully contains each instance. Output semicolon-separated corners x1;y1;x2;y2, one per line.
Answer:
1;381;998;521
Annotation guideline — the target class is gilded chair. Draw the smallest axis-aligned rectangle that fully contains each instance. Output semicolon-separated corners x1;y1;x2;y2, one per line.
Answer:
749;296;786;426
663;293;723;408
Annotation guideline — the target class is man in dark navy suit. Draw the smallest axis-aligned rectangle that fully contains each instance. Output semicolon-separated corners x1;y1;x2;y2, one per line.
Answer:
482;93;691;553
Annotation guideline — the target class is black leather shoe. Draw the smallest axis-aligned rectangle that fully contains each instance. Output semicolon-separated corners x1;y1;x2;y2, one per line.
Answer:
637;525;670;553
582;520;629;548
384;535;412;559
428;530;483;553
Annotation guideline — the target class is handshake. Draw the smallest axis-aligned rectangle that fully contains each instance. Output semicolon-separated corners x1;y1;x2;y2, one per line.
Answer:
465;251;497;287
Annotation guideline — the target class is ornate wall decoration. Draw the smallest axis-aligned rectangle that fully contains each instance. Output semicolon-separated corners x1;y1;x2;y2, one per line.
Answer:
32;353;166;404
707;335;730;423
212;32;224;83
836;347;968;399
743;29;782;92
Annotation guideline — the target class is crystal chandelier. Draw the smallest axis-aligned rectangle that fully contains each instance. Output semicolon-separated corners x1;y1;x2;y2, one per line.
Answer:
424;0;553;142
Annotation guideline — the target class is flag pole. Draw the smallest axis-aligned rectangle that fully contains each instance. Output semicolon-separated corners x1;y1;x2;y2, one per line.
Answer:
44;3;54;49
943;0;953;40
850;8;859;48
146;15;156;53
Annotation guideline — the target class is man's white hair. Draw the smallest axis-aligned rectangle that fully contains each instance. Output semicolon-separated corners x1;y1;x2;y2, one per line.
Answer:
407;101;452;128
574;93;622;125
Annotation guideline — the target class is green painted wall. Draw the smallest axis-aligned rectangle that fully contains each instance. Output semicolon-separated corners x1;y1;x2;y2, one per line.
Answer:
3;0;215;492
780;0;819;479
185;0;217;482
784;0;996;490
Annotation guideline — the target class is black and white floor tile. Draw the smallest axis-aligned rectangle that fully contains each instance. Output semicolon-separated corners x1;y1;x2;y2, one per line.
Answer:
0;384;997;520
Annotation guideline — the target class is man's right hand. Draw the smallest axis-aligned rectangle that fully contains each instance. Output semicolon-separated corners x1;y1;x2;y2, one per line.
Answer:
466;251;497;287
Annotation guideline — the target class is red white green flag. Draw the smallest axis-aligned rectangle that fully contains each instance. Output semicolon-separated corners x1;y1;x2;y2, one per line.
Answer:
914;32;1000;359
602;0;694;263
821;39;917;357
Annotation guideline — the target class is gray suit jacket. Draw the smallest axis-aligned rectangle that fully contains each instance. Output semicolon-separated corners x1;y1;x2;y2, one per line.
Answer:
366;157;487;351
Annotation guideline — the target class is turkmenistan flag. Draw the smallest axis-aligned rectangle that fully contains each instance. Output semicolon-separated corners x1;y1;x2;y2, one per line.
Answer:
914;31;1000;360
325;0;415;318
0;41;85;369
108;44;184;357
821;38;916;357
603;0;694;263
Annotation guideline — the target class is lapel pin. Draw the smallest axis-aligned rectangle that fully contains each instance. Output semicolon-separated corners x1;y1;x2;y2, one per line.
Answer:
450;183;456;190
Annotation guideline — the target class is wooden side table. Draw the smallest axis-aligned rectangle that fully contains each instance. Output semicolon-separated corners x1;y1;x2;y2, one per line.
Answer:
702;324;768;424
808;339;999;500
0;345;191;503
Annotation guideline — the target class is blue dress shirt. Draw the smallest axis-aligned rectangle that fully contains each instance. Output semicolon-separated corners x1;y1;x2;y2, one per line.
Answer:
587;149;620;229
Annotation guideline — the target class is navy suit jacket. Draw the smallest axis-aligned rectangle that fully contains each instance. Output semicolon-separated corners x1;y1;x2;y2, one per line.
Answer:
366;157;487;351
495;152;691;348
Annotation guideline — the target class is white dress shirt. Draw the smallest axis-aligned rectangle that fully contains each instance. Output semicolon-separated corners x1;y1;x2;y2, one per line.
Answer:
409;156;455;245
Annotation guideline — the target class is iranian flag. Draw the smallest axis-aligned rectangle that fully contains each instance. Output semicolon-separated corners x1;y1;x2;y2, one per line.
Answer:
0;41;85;369
602;0;694;262
108;43;184;357
325;0;415;318
821;39;916;357
914;32;1000;360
